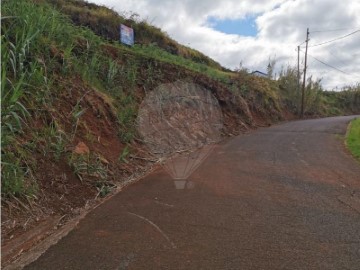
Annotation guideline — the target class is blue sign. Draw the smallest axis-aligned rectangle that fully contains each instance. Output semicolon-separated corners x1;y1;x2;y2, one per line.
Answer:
120;24;134;46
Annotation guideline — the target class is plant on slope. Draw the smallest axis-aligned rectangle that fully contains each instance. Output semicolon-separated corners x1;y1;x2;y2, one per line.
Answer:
347;118;360;160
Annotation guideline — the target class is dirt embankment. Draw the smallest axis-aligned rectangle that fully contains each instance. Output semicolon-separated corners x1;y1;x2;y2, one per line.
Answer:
1;49;292;267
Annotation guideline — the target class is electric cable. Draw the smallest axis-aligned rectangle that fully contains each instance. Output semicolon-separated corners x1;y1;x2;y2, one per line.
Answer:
309;29;360;47
310;27;359;33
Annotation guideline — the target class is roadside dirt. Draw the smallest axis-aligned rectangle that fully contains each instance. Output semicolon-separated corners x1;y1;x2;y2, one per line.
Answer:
1;59;292;267
1;76;154;265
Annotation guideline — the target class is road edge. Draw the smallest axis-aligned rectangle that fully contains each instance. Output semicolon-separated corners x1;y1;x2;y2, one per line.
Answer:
2;163;161;270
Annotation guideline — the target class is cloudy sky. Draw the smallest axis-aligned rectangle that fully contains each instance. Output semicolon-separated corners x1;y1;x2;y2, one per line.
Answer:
88;0;360;90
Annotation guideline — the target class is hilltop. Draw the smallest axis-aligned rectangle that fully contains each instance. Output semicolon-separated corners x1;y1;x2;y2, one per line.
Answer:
1;0;360;265
41;0;228;71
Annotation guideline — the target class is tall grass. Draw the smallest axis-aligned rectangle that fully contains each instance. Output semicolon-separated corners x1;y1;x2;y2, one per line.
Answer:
1;0;81;196
277;64;360;116
131;44;231;82
45;0;225;70
1;1;47;196
347;118;360;161
1;0;144;196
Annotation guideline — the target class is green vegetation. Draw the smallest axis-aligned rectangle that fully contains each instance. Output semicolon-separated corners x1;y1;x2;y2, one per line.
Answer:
234;70;281;117
347;118;360;160
42;0;227;71
131;44;231;82
277;65;360;116
1;0;64;196
1;0;115;196
68;153;108;182
1;0;228;198
1;0;359;201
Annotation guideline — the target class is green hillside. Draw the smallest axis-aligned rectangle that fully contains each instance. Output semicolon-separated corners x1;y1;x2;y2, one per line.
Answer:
1;0;359;257
41;0;228;71
2;0;360;198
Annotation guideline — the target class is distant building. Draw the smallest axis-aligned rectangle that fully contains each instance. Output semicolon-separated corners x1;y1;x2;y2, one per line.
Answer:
251;70;268;78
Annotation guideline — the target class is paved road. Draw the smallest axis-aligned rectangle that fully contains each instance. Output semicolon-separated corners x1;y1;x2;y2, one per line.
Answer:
26;116;360;270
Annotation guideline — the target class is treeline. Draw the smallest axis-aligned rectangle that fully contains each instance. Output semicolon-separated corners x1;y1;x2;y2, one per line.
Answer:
277;66;360;116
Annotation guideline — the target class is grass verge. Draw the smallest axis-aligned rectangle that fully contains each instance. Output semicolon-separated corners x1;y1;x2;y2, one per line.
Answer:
346;117;360;161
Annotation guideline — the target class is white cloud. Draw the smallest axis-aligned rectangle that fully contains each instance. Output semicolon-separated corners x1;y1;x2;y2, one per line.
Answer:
88;0;360;89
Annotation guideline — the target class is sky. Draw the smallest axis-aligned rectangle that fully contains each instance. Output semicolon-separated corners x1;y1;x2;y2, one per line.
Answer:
88;0;360;90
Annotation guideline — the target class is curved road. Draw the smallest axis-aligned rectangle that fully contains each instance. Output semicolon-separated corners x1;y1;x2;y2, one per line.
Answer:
25;116;360;269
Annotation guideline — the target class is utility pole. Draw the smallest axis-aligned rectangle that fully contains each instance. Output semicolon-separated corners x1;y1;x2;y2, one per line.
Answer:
300;28;309;118
297;45;300;114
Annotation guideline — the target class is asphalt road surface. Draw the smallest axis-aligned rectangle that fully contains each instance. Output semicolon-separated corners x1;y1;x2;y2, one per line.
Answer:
25;116;360;270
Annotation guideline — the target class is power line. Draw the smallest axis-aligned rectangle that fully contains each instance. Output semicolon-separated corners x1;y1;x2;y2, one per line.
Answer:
298;40;307;46
305;52;357;77
328;50;347;67
310;27;359;33
308;29;360;47
309;55;349;75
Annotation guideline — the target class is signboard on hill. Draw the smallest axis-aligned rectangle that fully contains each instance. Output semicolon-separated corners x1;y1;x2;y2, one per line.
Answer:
120;24;134;46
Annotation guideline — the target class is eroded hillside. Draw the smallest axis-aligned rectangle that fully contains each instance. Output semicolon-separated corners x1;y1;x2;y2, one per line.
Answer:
1;0;360;265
